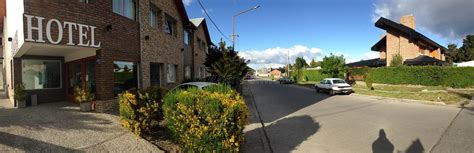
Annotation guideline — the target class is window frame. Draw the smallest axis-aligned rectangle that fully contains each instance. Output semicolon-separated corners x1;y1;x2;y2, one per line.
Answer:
21;59;62;90
184;30;190;45
166;64;177;83
149;4;159;28
112;0;137;21
113;61;139;96
164;14;176;35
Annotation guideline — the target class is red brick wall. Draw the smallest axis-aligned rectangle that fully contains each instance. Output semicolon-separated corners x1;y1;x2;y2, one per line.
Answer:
0;0;5;34
22;0;141;101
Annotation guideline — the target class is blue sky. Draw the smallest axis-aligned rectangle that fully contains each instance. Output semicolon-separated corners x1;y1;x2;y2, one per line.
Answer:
184;0;473;69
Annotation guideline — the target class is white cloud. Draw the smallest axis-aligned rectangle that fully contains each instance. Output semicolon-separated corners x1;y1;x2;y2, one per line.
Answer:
183;0;192;6
372;0;474;40
239;45;323;69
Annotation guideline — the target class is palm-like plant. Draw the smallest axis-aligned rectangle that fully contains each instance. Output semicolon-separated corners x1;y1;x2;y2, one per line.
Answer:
206;40;249;87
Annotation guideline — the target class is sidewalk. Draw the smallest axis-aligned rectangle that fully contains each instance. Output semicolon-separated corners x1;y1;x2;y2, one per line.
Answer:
242;81;272;153
0;102;163;152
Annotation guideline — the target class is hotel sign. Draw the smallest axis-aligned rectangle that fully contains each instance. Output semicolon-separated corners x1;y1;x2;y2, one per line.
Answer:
24;14;101;48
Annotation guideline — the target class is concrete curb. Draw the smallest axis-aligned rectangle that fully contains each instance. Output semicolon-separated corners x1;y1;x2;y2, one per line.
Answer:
242;81;273;153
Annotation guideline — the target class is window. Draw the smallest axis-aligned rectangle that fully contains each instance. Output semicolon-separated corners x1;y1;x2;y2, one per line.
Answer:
332;79;346;84
149;6;158;27
22;60;61;90
200;67;205;79
113;61;138;96
184;30;190;45
197;39;202;49
79;0;95;3
150;63;161;87
184;66;191;80
113;0;136;20
202;42;207;53
164;15;176;35
167;64;177;83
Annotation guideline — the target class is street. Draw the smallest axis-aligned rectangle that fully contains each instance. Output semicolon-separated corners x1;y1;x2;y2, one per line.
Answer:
243;79;474;153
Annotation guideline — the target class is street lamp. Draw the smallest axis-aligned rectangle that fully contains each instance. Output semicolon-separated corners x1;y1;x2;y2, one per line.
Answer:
232;5;260;49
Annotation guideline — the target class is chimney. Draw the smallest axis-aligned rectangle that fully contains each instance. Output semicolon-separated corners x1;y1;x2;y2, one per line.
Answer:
400;15;416;29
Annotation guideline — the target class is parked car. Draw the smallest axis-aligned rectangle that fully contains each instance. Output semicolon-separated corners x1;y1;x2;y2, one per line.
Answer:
315;78;352;95
170;82;217;92
278;77;293;84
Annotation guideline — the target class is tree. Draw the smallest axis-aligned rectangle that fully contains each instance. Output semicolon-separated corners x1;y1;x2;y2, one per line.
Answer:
320;54;345;78
460;35;474;61
205;40;249;87
446;44;459;63
445;35;474;63
309;58;319;68
390;53;403;67
293;57;308;82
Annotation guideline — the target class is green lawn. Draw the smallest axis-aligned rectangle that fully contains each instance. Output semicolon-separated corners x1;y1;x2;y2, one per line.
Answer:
353;84;473;105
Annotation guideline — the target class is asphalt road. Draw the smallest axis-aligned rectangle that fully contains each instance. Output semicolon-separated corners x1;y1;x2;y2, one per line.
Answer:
243;79;473;153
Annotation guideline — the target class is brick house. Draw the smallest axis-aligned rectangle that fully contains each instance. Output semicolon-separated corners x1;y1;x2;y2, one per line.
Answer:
270;69;281;78
1;0;211;110
347;15;448;67
190;18;211;80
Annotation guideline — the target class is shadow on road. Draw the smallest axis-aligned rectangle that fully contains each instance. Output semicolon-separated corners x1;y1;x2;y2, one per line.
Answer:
246;80;330;123
372;129;425;153
247;115;320;152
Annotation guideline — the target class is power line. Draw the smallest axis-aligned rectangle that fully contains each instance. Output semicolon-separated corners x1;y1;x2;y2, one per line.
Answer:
197;0;231;42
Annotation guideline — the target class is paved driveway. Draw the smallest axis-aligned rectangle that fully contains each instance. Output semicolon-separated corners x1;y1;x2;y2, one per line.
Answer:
0;102;162;152
243;80;472;153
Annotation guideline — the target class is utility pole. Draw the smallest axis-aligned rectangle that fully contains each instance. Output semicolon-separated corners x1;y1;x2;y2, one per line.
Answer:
232;5;260;49
287;50;290;78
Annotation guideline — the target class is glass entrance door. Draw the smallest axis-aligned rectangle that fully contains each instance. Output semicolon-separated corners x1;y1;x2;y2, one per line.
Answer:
66;57;96;102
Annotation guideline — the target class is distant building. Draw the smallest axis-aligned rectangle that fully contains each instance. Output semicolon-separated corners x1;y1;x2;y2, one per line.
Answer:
256;68;270;77
270;69;282;78
347;15;448;67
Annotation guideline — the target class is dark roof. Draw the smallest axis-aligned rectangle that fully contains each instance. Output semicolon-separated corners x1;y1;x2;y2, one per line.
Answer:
374;17;447;53
346;58;386;67
175;0;191;26
404;55;449;66
371;36;386;51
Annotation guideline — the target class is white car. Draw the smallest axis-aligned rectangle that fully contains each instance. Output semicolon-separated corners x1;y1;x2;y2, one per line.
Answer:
170;82;217;92
315;78;352;95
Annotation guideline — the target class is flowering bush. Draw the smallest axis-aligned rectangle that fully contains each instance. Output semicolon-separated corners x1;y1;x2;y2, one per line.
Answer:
162;84;248;152
119;87;163;136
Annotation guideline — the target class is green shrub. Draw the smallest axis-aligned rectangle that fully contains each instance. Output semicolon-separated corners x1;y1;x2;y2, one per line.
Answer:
162;84;248;152
365;72;373;90
368;66;474;88
119;87;163;136
390;53;404;67
14;84;27;102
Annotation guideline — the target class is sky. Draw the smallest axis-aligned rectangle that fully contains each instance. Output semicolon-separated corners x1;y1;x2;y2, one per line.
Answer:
183;0;474;69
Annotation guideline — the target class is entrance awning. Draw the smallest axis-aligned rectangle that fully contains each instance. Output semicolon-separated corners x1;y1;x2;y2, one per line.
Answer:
15;42;97;62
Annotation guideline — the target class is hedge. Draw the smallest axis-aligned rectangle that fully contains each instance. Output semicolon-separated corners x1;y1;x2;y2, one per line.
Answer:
290;70;329;82
366;66;474;88
162;84;248;152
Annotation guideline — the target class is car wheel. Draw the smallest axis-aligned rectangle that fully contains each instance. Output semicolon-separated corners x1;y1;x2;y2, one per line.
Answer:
315;87;320;93
329;90;335;96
